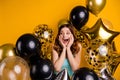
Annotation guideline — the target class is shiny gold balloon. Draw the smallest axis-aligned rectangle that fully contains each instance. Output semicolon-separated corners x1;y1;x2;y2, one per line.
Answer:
83;18;120;43
108;52;120;75
0;56;30;80
33;24;54;60
102;18;114;30
58;19;70;28
0;43;17;62
111;41;117;51
86;0;106;16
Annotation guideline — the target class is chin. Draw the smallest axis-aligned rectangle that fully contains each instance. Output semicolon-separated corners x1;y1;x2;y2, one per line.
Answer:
64;43;68;46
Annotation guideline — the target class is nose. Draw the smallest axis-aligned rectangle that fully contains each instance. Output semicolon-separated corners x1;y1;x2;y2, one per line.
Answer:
63;33;68;38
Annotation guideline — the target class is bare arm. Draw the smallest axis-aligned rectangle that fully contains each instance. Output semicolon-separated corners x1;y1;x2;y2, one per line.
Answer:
52;48;66;72
66;35;82;71
66;43;82;71
67;44;81;71
52;35;67;72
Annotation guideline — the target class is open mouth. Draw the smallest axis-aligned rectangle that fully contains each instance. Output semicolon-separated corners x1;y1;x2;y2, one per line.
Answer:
62;39;69;44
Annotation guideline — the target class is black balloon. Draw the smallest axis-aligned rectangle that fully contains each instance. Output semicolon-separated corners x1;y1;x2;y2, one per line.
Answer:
72;67;99;80
30;58;54;80
70;6;89;30
16;33;41;60
28;53;42;65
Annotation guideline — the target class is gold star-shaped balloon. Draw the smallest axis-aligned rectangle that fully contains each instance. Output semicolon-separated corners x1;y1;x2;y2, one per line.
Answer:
83;18;120;43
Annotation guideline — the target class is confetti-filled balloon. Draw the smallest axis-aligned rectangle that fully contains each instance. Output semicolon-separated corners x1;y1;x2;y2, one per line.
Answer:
84;39;118;79
33;24;54;60
33;24;54;43
0;56;30;80
74;29;89;48
85;40;113;70
0;43;17;62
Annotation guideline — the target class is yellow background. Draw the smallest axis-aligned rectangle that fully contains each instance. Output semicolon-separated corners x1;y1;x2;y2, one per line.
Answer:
0;0;120;79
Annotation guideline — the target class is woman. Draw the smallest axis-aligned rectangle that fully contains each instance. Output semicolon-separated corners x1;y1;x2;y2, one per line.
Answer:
52;19;82;77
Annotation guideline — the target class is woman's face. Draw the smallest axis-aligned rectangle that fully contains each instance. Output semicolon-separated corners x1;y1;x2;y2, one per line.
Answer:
59;27;73;45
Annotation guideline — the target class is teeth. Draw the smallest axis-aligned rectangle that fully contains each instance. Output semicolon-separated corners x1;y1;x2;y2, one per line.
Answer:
65;39;68;41
64;39;68;41
62;39;69;44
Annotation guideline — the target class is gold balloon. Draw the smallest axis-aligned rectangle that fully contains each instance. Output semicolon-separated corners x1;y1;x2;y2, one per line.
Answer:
83;18;120;43
33;24;54;60
108;52;120;75
86;0;106;16
102;18;114;30
111;41;117;52
0;43;17;62
0;56;30;80
58;19;70;28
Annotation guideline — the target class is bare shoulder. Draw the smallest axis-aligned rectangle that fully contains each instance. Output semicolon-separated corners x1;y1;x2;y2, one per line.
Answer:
76;42;82;55
52;45;56;53
52;48;57;53
52;48;58;56
77;42;82;48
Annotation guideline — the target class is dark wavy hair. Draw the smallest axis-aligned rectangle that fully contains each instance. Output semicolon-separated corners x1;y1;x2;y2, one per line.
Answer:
53;24;80;56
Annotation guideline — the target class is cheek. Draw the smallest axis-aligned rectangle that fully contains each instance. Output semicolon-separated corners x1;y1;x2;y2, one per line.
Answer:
68;35;71;38
60;35;63;37
68;34;72;38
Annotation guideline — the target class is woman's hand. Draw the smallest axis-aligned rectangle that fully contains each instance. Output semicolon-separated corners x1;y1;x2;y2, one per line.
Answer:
67;34;74;48
59;36;66;48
